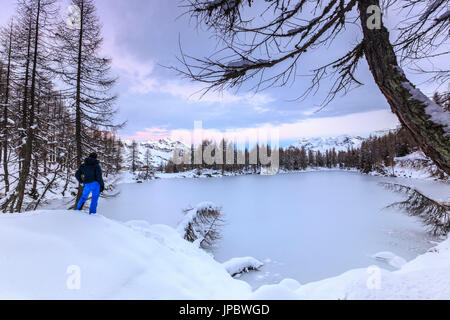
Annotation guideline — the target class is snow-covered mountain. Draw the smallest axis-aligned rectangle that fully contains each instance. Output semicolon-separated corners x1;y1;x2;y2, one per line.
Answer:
290;129;395;153
124;138;189;168
292;135;365;153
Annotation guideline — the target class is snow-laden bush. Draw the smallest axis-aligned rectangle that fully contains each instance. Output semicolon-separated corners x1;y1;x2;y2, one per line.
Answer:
177;202;224;250
136;169;155;181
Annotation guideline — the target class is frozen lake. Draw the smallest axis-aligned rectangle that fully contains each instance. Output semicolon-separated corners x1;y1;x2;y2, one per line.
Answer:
100;171;448;287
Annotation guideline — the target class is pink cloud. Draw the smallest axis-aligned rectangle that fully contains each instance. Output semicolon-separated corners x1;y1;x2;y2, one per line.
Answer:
125;128;170;141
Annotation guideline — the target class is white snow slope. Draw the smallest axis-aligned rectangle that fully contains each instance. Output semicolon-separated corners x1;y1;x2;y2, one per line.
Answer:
0;211;250;299
1;210;449;299
293;135;365;153
291;129;394;153
371;151;448;180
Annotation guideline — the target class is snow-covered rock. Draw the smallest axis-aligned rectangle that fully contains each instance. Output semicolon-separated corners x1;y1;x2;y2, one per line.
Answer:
223;257;264;277
372;251;408;269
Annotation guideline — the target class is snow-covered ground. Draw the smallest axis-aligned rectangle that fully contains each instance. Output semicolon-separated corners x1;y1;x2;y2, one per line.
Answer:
0;210;250;299
371;151;448;181
1;209;449;299
285;236;450;299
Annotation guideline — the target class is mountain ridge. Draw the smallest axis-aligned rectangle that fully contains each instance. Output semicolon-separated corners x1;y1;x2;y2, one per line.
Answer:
289;129;397;153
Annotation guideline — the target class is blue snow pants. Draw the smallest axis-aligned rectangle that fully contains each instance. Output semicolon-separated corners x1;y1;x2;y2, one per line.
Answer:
76;181;100;214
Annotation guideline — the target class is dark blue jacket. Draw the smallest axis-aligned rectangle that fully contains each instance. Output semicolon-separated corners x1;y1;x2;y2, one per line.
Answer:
75;157;104;190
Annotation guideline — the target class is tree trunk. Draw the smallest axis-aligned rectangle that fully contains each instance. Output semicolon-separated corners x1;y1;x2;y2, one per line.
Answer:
75;0;85;206
16;0;41;212
2;22;13;193
19;11;34;173
358;0;450;175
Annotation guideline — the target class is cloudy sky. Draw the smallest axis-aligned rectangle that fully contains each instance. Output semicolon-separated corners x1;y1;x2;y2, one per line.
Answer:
1;0;445;145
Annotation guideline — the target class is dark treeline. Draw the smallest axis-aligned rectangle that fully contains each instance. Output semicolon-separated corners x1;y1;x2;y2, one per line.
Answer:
280;128;417;175
0;0;122;213
164;128;419;176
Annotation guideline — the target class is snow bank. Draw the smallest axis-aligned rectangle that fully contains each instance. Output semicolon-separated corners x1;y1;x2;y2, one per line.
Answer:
370;151;448;180
116;171;138;184
223;257;264;277
1;210;450;299
0;210;251;299
395;151;429;162
250;238;450;299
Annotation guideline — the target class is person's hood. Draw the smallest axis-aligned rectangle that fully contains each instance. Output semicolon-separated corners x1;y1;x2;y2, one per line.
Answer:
84;157;99;166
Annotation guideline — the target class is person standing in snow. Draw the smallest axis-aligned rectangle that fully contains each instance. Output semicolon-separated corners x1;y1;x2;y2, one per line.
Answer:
75;153;105;215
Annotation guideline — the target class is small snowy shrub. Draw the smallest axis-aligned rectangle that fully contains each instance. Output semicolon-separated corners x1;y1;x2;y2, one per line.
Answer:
136;169;154;181
178;202;224;250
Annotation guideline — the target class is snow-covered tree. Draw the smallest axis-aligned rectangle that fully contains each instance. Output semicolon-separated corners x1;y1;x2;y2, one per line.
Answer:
0;20;14;194
178;202;224;250
0;0;123;212
128;140;141;173
143;146;152;179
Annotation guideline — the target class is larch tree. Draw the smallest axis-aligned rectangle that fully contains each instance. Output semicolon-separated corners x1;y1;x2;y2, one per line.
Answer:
129;140;140;173
0;20;15;194
55;0;120;206
176;0;450;174
14;0;57;212
143;146;152;180
0;0;124;213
